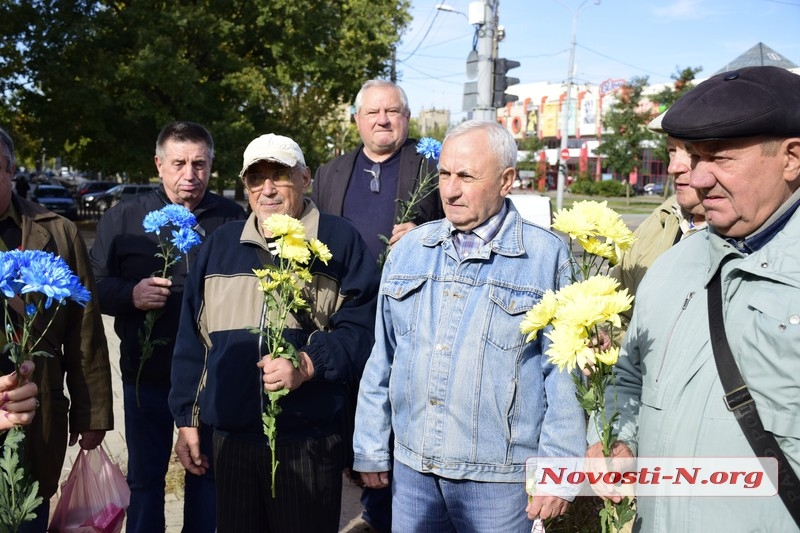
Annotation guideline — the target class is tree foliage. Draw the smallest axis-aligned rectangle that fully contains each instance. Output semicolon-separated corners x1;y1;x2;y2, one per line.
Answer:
594;76;652;178
0;0;410;186
647;66;702;164
595;67;701;181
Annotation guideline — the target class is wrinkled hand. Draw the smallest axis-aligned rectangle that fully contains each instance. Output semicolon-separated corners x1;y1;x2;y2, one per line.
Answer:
360;471;390;490
175;427;209;476
0;361;39;429
132;276;172;311
526;491;570;520
69;429;106;450
585;441;635;503
259;352;315;393
389;222;417;247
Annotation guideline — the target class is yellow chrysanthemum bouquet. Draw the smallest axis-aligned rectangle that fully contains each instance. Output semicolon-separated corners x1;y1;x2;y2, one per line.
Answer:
251;213;331;498
520;200;636;532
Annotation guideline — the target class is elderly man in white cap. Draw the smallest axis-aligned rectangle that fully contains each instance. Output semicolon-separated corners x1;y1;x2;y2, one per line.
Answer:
169;133;379;533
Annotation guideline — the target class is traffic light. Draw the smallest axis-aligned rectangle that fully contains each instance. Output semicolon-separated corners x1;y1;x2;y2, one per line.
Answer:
493;58;521;108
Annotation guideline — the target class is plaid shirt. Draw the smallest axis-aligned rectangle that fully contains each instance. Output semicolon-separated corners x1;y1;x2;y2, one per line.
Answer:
451;202;508;259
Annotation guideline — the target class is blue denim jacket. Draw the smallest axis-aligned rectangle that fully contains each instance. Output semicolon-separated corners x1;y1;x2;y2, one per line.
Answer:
353;201;587;483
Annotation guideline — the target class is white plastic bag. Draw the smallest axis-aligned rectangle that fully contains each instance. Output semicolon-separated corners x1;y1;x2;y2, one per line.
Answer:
48;447;131;533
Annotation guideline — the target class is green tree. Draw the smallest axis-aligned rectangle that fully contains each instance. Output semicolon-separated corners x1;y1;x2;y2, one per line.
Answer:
595;76;652;180
408;119;448;143
648;66;702;165
0;0;410;188
595;68;701;190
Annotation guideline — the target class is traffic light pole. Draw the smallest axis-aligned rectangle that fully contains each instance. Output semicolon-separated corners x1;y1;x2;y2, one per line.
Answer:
474;0;498;122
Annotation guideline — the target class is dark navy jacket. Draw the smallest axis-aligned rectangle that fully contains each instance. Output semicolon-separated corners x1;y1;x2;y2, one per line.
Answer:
89;187;246;386
169;203;379;441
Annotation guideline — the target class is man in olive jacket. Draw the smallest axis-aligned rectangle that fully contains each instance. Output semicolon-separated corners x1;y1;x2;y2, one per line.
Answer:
1;126;112;532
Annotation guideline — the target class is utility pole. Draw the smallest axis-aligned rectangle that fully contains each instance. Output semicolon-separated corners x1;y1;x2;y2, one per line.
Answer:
474;0;498;122
556;0;600;212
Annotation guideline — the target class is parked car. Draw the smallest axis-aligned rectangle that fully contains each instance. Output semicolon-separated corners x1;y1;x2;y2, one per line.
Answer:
30;184;78;219
75;180;116;199
83;183;159;213
643;182;665;196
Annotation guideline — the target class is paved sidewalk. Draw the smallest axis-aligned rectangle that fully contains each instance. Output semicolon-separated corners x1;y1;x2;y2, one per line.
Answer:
49;314;370;532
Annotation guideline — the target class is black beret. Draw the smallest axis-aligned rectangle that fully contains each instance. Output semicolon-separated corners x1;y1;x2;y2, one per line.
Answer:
661;66;800;141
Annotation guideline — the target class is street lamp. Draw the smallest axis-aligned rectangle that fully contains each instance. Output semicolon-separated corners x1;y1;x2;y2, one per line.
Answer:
555;0;600;212
435;4;468;19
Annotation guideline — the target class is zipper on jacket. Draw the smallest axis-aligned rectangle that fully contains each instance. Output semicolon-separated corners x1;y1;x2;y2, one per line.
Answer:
655;291;695;383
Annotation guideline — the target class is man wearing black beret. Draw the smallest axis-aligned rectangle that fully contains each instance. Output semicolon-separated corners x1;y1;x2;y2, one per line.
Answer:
587;66;800;531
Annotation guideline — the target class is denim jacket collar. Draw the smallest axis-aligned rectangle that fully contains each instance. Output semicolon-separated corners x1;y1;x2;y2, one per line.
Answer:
419;199;527;259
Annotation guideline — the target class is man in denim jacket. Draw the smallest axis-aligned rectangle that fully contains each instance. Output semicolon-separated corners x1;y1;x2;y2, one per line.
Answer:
353;120;586;532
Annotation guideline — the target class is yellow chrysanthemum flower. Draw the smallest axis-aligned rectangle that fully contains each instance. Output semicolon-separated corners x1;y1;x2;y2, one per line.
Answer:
595;346;620;366
277;235;312;265
544;324;589;372
520;290;558;341
552;200;636;260
263;213;305;239
309;239;332;265
578;236;616;262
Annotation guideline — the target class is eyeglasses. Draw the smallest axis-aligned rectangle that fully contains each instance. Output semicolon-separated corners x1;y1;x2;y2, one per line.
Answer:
243;168;294;192
364;163;381;194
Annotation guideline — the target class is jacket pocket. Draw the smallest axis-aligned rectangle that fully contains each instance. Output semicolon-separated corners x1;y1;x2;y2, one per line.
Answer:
485;285;538;350
382;277;427;337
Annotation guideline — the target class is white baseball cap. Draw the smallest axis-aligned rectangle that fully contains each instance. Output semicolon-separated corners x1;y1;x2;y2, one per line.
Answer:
239;133;306;178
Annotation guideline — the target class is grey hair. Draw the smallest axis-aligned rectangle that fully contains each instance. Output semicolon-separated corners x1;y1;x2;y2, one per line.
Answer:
354;79;410;116
444;120;517;169
155;121;214;160
0;126;16;173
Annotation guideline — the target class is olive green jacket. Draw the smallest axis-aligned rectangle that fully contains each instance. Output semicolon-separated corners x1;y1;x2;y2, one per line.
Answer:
9;194;113;499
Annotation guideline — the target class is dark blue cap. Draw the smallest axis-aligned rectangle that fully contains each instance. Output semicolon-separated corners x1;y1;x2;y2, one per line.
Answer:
661;66;800;141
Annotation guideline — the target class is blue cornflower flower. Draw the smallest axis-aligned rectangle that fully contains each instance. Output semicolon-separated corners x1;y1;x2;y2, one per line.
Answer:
416;137;442;160
0;249;90;311
161;204;197;229
171;227;202;254
0;251;22;297
15;250;90;309
143;210;169;235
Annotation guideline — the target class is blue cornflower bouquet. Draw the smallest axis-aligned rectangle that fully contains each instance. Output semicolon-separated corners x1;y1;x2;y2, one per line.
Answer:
376;137;442;268
137;205;201;405
1;249;91;532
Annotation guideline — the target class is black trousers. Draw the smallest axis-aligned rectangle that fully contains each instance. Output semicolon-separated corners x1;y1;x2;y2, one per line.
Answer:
213;431;344;533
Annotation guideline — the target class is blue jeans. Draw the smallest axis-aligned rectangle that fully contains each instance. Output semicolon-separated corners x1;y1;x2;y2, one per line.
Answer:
391;460;532;533
123;383;215;533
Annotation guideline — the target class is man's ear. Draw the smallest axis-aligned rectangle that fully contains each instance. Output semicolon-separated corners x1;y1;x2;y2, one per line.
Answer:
499;167;516;196
784;138;800;189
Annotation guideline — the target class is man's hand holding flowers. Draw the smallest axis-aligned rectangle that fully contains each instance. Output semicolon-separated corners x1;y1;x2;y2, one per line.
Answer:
132;276;172;311
258;350;315;393
0;360;37;430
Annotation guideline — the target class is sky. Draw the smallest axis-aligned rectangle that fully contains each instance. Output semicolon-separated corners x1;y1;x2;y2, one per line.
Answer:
395;0;800;121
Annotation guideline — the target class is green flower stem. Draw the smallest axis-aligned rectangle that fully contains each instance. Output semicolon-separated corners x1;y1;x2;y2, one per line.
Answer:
136;309;166;407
